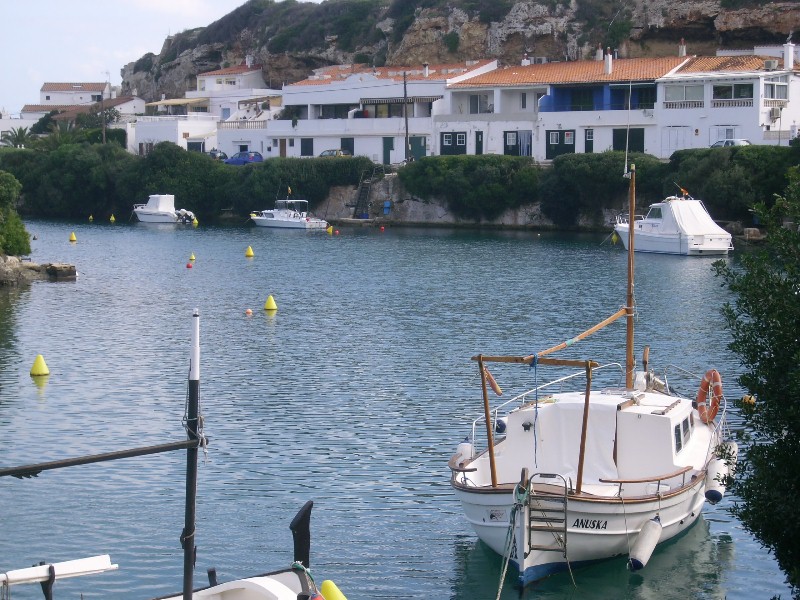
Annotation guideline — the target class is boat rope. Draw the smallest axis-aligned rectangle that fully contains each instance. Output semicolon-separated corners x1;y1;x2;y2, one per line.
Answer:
529;355;540;468
292;561;319;595
183;377;209;463
495;482;529;600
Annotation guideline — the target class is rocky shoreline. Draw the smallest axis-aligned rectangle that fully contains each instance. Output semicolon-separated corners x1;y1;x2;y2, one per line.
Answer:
0;255;76;286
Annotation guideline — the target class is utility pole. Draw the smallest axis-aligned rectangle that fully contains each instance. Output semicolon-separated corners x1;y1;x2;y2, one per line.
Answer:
403;71;410;162
102;71;110;144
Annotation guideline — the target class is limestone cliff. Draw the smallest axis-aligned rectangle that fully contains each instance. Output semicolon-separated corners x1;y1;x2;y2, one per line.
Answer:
121;0;800;104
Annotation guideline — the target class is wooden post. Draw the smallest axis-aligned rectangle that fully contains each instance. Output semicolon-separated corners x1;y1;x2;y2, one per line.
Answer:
575;361;593;494
477;355;498;488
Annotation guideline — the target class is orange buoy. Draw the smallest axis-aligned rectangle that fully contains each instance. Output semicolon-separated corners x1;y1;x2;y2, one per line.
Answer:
484;367;503;396
245;308;253;316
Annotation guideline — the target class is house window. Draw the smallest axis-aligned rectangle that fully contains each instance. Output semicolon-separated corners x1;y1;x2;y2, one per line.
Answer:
637;87;656;109
506;132;517;146
585;129;594;141
443;133;453;146
456;133;466;146
300;138;314;156
765;76;789;100
273;139;278;146
570;88;594;111
521;93;527;109
45;95;50;101
549;132;559;145
469;94;489;114
91;94;102;102
564;131;574;145
665;85;703;102
289;139;295;147
713;83;753;100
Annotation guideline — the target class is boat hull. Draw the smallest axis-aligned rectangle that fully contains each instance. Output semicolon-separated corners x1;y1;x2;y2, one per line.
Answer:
251;216;328;229
134;210;180;223
614;223;732;255
453;477;706;585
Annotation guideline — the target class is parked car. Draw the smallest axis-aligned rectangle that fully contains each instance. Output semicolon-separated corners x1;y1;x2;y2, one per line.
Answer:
710;139;751;147
207;149;227;160
224;151;264;165
319;149;352;157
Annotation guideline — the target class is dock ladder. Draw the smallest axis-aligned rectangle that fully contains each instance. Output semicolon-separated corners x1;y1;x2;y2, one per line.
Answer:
526;473;569;558
352;165;384;218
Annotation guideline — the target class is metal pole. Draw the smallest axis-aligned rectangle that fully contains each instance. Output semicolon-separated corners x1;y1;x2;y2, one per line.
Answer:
183;309;200;600
403;72;410;162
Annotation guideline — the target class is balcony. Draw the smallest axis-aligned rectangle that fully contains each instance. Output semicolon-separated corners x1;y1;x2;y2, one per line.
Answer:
663;101;704;109
711;99;754;108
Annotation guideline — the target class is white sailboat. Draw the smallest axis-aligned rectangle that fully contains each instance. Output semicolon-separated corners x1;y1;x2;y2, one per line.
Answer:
449;164;736;587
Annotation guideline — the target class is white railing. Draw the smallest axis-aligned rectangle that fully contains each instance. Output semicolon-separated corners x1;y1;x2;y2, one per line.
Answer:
218;121;270;129
711;99;753;108
663;101;704;109
764;99;788;108
137;114;218;123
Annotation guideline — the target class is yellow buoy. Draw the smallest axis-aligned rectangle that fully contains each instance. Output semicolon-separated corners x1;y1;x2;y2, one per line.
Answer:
69;232;77;243
326;225;333;235
192;217;199;227
30;354;50;376
320;580;348;600
190;253;196;261
264;295;278;311
611;231;619;245
88;215;93;222
245;246;254;258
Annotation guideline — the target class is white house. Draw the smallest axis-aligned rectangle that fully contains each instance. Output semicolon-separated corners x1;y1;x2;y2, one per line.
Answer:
137;59;280;155
439;43;799;161
216;60;497;163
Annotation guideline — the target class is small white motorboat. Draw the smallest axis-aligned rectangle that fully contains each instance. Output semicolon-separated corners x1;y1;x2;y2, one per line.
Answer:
614;193;733;255
450;164;736;589
250;200;329;230
134;194;196;224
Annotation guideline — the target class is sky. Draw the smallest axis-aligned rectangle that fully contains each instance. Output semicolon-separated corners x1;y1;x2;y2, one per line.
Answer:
1;0;322;116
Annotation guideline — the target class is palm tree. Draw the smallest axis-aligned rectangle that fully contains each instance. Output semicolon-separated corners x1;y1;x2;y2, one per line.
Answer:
0;126;31;148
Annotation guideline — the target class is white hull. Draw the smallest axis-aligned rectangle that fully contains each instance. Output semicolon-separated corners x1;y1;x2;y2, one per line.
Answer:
251;215;328;229
134;210;182;223
134;195;194;224
614;223;732;255
455;475;706;583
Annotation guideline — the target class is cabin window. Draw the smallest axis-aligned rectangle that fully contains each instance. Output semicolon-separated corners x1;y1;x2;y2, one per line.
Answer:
646;207;662;219
674;424;683;452
682;417;691;440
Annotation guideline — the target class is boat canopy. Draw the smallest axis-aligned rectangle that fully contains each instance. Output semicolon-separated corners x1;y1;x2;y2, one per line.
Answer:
657;197;729;236
145;194;176;212
275;199;309;211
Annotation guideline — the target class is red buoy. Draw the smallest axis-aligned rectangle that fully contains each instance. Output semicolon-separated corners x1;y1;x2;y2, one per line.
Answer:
380;226;385;232
186;263;193;269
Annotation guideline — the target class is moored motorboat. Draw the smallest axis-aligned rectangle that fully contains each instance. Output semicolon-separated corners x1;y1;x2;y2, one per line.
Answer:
134;194;196;224
250;199;328;230
614;192;733;255
449;164;736;588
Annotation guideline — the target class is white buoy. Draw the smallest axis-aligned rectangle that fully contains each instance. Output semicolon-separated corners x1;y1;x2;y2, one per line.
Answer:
629;516;662;571
705;441;738;504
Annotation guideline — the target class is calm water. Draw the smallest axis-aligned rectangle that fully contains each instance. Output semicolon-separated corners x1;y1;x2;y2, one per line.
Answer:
0;220;791;599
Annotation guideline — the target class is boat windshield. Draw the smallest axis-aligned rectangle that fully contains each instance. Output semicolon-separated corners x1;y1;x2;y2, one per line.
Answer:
275;200;309;211
645;206;662;220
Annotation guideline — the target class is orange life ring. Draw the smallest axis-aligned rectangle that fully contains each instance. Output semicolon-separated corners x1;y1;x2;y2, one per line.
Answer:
696;369;722;423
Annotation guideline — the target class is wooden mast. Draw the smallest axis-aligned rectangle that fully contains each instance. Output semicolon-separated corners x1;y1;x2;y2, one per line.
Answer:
625;164;636;389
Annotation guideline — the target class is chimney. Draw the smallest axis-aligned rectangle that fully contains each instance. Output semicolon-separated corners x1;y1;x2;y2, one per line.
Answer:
784;42;795;70
521;53;530;66
423;62;429;77
604;48;612;74
596;43;603;61
245;54;253;68
679;38;686;57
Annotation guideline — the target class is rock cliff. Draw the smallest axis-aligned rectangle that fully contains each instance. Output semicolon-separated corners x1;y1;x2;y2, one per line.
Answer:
121;0;800;103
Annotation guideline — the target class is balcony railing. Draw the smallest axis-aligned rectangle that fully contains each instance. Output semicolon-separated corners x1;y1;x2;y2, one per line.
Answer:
663;101;704;109
711;99;754;108
218;121;269;129
764;99;788;108
539;102;655;113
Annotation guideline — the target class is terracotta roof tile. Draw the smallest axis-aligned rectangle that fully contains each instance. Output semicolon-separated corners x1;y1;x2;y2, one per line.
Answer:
675;55;780;73
199;64;262;77
40;82;106;92
290;60;494;86
449;56;688;88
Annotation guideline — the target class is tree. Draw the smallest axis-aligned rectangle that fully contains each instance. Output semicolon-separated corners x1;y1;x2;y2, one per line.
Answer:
1;126;31;148
713;166;800;595
0;170;31;256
